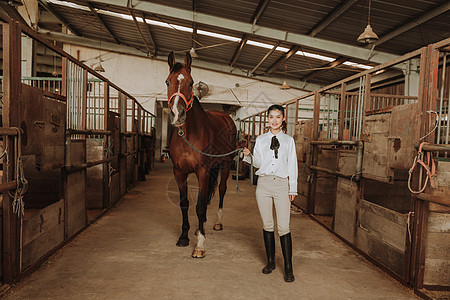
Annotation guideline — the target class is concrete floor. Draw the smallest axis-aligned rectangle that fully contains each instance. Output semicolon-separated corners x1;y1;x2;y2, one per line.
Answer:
3;162;419;300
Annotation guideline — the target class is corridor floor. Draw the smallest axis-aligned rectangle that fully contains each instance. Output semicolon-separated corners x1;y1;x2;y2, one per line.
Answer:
2;162;418;300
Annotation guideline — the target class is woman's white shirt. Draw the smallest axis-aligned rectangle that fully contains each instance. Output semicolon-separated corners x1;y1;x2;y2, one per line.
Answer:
243;131;298;195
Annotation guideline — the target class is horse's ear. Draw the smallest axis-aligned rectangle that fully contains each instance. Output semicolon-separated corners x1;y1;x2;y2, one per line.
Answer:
185;52;192;69
168;51;175;69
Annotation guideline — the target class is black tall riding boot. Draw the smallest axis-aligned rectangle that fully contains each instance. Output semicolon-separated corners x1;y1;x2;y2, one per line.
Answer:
262;230;275;274
280;232;295;282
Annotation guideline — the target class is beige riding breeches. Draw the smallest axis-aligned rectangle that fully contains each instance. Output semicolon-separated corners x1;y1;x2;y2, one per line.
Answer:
255;175;290;236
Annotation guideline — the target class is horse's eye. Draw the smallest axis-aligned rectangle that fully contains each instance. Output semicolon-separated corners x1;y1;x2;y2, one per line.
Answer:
165;80;169;86
190;81;194;87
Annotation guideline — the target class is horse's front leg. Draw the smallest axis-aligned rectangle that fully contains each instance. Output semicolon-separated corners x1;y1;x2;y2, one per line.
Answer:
214;162;230;231
192;167;209;258
173;169;189;247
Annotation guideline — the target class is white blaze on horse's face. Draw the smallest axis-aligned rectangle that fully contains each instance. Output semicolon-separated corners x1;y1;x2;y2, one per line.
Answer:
170;73;187;127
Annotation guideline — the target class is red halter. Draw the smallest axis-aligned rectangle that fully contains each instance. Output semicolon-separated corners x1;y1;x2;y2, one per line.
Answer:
168;92;194;111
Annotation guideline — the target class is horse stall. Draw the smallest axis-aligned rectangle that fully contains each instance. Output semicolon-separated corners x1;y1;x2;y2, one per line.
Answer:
0;15;156;283
240;38;450;297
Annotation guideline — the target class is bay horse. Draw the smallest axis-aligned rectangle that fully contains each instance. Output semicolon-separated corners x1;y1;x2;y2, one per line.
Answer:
166;51;237;258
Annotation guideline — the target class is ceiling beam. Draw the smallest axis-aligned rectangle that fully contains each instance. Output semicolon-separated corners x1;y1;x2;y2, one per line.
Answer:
371;1;450;47
252;0;271;26
130;9;154;56
229;34;247;66
308;0;359;37
38;0;82;36
265;45;299;74
301;56;347;81
192;0;198;49
39;30;148;56
76;0;399;64
0;3;29;26
86;2;121;44
250;42;280;75
141;11;158;54
38;30;323;91
229;0;270;67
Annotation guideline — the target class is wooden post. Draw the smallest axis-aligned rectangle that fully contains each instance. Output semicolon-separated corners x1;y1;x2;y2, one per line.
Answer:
338;84;346;141
82;69;88;131
103;82;110;208
308;91;321;214
361;74;372;136
413;45;439;290
104;82;109;131
61;57;68;97
2;20;22;283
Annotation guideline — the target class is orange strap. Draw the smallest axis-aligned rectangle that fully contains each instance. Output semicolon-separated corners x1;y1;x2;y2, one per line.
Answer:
168;92;193;111
417;142;436;188
409;142;436;194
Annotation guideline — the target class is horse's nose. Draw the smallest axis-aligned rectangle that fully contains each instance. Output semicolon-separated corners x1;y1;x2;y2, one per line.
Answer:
179;109;186;119
169;110;177;124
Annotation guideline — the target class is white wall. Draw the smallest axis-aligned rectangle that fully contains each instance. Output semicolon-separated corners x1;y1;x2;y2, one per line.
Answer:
63;45;308;119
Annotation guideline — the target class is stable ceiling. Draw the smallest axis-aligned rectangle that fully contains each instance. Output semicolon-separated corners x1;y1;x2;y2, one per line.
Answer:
30;0;450;90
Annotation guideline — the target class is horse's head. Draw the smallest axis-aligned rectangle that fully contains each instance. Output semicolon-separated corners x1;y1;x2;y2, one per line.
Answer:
166;51;194;127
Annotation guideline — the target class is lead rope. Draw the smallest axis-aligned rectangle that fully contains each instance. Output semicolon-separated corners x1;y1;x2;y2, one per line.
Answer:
407;141;436;194
8;128;28;216
177;128;253;192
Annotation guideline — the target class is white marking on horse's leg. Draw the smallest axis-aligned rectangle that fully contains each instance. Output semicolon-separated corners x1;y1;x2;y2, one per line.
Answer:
216;208;223;224
196;232;205;250
213;208;224;230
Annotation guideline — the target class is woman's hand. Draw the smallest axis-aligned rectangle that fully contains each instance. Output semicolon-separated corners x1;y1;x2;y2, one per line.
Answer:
289;195;296;202
242;147;250;156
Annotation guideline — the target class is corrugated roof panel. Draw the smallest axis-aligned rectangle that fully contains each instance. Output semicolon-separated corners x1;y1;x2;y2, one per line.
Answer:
38;0;450;89
258;0;342;34
198;0;259;23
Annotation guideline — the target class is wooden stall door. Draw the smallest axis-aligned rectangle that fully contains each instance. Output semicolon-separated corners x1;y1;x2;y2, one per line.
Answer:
293;120;313;212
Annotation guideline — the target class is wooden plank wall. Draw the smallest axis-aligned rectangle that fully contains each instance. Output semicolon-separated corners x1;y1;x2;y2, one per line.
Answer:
315;149;337;215
22;200;64;269
423;161;450;287
362;113;391;182
86;139;104;209
356;200;408;277
334;178;358;243
334;150;358;243
293;120;313;211
64;141;86;238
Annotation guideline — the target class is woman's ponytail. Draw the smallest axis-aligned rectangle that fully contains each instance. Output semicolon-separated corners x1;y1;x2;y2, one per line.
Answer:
281;121;287;133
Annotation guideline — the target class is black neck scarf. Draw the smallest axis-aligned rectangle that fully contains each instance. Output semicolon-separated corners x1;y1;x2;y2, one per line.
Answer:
270;135;280;159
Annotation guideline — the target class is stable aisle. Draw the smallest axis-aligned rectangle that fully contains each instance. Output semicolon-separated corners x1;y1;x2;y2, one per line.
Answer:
2;162;418;300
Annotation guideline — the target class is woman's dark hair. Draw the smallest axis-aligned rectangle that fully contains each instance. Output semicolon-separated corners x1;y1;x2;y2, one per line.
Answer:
267;104;287;132
268;104;284;116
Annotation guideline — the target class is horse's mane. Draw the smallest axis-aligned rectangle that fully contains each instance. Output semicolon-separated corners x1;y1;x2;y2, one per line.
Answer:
170;62;184;74
193;95;201;106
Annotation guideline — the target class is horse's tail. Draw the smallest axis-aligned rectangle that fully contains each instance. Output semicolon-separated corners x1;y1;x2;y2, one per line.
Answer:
207;164;220;204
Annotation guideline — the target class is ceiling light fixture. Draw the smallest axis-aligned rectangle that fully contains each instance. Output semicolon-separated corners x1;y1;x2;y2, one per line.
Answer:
357;0;379;44
280;61;290;90
94;57;105;72
189;47;198;58
52;45;58;76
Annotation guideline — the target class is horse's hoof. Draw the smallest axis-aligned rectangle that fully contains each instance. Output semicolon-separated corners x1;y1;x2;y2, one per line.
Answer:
191;248;206;258
176;238;189;247
213;224;223;231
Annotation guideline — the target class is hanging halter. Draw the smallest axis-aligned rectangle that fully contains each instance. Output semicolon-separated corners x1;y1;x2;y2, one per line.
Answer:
168;92;194;111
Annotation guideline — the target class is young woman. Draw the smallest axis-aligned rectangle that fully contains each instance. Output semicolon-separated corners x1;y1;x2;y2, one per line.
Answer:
242;104;298;282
